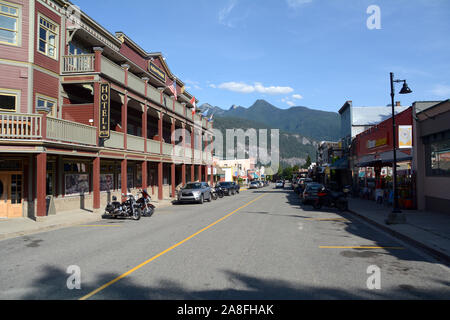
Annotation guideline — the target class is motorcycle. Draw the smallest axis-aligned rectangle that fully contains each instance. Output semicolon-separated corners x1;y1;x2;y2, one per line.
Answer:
136;189;155;217
214;185;225;198
312;186;349;213
104;193;141;220
210;187;218;200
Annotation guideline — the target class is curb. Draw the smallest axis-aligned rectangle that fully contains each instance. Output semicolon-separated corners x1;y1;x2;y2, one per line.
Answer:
0;215;103;242
347;208;450;267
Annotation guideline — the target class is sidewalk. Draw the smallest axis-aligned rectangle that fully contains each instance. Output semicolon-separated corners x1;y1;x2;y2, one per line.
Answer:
0;198;174;241
348;197;450;266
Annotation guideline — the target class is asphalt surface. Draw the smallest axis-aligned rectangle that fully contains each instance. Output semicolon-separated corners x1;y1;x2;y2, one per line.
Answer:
0;185;449;300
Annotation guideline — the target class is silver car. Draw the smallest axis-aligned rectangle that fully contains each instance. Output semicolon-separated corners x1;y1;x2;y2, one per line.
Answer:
177;182;212;204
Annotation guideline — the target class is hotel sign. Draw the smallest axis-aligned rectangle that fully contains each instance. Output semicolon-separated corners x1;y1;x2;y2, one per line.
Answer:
148;61;166;83
99;83;110;139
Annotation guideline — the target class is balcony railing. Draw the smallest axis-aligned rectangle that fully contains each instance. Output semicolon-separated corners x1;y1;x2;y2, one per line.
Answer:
62;54;95;73
162;142;173;156
127;134;145;152
0;113;42;139
104;131;124;149
46;117;97;146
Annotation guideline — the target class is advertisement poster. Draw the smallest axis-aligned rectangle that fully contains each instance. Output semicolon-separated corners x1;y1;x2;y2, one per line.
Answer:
65;174;89;195
399;125;413;149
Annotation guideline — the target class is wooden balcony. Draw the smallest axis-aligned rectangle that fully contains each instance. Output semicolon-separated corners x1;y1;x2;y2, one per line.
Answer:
46;117;97;146
62;54;95;73
0;113;42;139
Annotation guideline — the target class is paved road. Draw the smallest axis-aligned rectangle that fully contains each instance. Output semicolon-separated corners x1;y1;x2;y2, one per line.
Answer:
0;185;449;300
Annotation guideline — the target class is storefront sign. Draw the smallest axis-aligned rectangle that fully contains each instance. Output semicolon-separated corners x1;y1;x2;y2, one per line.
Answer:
99;83;110;139
367;137;388;149
149;61;166;83
399;125;412;149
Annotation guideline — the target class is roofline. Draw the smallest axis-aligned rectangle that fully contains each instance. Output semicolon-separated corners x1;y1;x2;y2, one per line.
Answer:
338;101;352;114
416;99;450;115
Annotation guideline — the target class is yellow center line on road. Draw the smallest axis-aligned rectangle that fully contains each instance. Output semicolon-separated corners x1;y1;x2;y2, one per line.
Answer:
79;194;266;300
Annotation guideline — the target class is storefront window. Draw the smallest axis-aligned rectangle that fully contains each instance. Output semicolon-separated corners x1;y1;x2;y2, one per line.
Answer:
64;161;90;195
430;139;450;176
426;131;450;177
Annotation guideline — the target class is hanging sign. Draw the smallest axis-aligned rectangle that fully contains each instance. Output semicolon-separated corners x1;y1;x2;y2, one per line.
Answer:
398;125;412;149
99;83;110;139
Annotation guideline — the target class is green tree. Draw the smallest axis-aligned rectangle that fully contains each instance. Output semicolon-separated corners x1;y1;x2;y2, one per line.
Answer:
302;155;312;169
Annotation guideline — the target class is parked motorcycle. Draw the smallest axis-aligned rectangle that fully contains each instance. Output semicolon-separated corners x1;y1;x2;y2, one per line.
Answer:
210;187;218;200
104;193;141;220
312;187;349;212
214;185;225;198
136;189;155;217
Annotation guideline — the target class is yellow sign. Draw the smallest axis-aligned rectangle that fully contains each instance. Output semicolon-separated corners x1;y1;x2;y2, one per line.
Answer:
149;61;166;83
99;83;110;139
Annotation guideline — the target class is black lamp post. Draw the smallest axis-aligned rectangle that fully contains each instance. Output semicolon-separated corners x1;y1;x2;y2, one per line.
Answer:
386;72;412;225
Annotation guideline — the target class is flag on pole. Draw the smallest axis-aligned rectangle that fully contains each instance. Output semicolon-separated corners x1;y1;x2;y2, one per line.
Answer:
169;78;177;100
208;113;214;122
190;96;196;115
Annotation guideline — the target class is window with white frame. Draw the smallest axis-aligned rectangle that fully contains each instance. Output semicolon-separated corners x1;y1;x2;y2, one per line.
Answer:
0;2;19;45
38;15;58;59
36;95;57;117
0;89;19;112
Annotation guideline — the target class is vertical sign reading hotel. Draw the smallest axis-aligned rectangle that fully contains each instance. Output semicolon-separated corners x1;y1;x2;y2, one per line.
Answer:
99;83;110;139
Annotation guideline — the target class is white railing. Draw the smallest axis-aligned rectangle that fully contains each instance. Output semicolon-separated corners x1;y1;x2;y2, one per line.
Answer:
104;131;124;149
127;134;145;152
147;139;160;154
128;72;146;96
162;142;173;156
174;145;184;158
194;149;201;160
174;101;184;117
46;117;97;145
101;56;125;84
62;54;95;73
0;113;42;139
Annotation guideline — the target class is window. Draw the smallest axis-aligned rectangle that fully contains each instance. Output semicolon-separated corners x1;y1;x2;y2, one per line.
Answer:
0;91;17;112
36;95;57;117
38;15;58;59
425;130;450;177
0;2;19;45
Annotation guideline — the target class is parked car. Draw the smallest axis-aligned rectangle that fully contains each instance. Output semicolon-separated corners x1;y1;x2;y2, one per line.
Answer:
249;181;260;189
231;182;240;194
275;180;284;188
177;182;212;204
216;181;238;195
302;183;324;205
295;178;313;194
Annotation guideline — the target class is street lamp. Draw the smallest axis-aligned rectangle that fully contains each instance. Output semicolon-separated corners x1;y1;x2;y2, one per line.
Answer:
385;72;412;225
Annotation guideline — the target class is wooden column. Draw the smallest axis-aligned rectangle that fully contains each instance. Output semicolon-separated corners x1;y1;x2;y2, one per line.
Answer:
121;94;128;149
93;157;100;210
158;161;163;200
142;161;148;191
121;159;127;200
36;152;47;218
171;163;176;198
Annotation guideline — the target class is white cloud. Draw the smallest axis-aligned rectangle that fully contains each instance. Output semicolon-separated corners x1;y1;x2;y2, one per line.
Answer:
214;82;294;95
286;0;313;8
286;101;296;107
219;0;237;27
292;94;303;100
431;84;450;97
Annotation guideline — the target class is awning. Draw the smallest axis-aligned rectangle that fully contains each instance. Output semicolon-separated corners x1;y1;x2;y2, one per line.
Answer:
356;150;412;167
330;157;349;170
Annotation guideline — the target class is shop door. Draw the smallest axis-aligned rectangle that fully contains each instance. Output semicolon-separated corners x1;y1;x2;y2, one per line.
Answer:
0;174;23;219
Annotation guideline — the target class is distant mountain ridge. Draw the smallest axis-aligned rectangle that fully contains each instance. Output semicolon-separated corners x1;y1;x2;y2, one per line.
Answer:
200;99;341;142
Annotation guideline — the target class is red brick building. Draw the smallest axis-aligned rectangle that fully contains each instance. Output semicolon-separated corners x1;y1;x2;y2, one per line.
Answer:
0;0;214;219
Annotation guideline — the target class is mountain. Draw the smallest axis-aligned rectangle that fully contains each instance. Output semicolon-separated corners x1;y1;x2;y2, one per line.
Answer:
200;99;341;142
212;116;318;167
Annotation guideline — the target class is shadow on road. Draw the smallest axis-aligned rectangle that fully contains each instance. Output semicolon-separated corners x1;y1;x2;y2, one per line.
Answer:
17;265;449;300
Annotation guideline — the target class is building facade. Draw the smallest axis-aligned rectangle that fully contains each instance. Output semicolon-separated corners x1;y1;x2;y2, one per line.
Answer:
0;0;214;219
413;100;450;214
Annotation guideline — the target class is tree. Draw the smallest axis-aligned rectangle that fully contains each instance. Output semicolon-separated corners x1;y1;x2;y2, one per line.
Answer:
283;167;293;179
293;165;300;173
302;155;312;169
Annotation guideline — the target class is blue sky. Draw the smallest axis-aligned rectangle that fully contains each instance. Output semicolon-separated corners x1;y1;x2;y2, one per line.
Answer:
74;0;450;112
